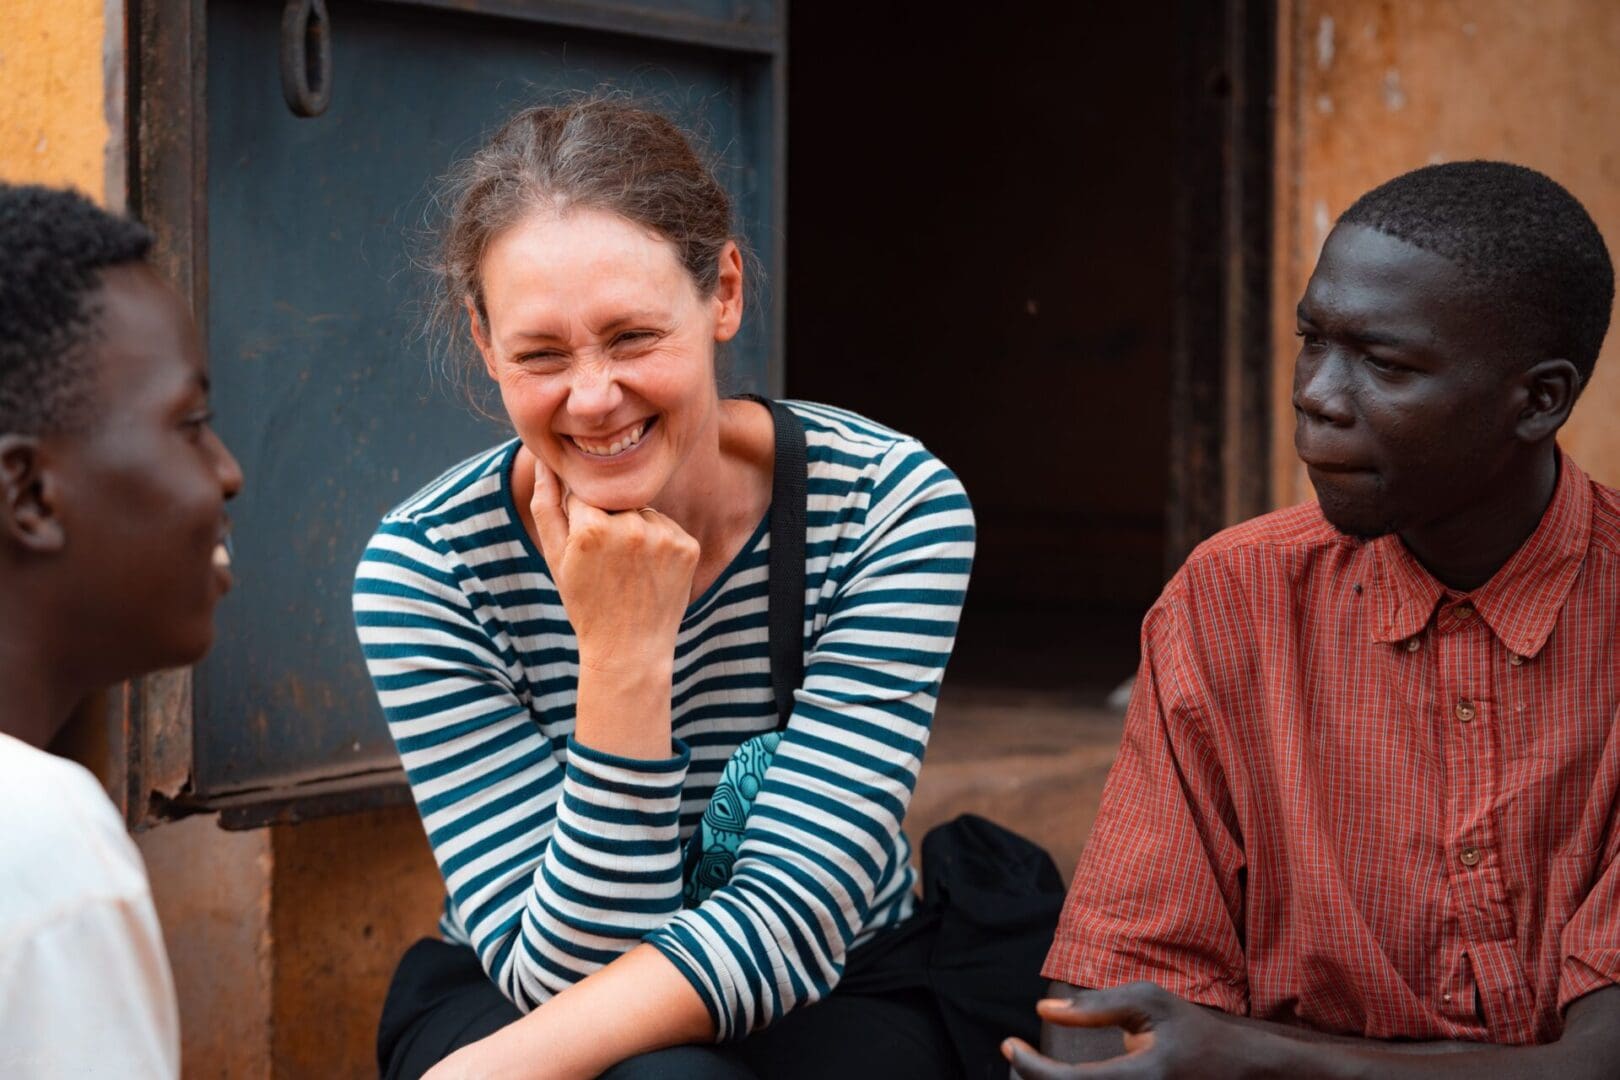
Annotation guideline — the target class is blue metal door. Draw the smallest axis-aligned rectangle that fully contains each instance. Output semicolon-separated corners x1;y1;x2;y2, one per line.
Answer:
190;0;783;818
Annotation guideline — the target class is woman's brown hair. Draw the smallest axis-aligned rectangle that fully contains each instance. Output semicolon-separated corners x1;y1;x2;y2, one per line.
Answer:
425;97;741;405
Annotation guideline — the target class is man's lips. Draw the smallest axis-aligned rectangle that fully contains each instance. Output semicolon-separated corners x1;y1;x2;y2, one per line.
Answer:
1296;438;1375;474
1302;459;1376;474
212;530;234;592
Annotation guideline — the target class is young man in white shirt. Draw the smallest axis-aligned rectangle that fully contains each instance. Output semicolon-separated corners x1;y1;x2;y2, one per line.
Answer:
0;183;243;1078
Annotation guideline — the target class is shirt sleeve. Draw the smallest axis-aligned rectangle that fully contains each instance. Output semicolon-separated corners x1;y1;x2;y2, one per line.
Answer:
645;441;976;1040
1041;578;1249;1014
1557;822;1620;1012
353;518;689;1011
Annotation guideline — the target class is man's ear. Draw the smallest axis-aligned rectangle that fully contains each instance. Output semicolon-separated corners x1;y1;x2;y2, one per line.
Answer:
0;434;67;554
1514;358;1580;444
466;297;499;382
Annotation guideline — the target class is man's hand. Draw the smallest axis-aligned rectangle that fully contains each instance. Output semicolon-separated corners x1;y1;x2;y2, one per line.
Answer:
1004;982;1281;1080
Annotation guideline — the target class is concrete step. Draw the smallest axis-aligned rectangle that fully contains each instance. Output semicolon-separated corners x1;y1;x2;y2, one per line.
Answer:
908;686;1124;882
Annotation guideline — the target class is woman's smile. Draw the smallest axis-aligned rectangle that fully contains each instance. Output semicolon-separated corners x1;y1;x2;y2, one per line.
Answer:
564;415;659;460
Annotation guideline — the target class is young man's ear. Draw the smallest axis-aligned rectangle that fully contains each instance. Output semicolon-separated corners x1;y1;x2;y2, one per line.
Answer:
1514;358;1581;444
0;434;66;554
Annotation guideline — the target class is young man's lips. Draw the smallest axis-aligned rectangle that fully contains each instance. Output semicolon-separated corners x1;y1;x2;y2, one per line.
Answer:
212;537;234;592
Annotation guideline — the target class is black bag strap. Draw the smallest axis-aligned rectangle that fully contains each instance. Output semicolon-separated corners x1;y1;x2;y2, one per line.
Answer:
748;395;806;730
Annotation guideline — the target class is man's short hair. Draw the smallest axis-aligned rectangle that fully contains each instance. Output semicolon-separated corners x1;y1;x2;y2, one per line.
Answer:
0;184;155;435
1338;160;1614;388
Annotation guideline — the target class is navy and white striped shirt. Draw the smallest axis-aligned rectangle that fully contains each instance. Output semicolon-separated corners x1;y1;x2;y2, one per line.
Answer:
352;401;974;1039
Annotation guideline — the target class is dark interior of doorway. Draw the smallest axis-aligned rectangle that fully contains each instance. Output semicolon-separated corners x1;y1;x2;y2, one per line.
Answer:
786;5;1174;698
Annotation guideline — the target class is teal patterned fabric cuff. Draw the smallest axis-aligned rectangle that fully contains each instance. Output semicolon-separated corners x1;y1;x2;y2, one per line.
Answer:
682;730;784;906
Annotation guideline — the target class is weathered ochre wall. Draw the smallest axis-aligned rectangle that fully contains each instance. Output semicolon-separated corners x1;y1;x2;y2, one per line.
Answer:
139;818;276;1079
268;808;444;1079
138;807;443;1080
1272;0;1620;504
0;0;111;197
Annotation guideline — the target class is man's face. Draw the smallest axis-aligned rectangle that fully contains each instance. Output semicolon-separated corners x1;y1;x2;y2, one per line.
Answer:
48;263;242;678
1293;224;1527;539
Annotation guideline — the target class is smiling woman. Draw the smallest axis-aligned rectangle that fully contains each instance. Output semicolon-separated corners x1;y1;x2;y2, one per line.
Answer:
352;99;980;1080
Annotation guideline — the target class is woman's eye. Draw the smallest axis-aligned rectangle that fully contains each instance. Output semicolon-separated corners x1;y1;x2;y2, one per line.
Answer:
1294;330;1325;351
182;411;214;439
614;330;656;348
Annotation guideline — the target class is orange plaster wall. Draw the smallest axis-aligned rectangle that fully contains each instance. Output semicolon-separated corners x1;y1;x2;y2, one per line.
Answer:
1272;0;1620;505
0;0;111;197
268;808;445;1079
139;818;276;1079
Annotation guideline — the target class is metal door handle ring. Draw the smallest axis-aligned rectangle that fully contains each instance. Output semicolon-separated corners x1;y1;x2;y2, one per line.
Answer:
281;0;332;118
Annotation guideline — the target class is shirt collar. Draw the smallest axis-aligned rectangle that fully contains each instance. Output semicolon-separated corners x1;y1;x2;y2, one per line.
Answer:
1366;451;1592;657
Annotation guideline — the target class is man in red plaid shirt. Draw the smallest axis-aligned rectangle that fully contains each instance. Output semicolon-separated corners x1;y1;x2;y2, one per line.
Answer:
1006;162;1620;1079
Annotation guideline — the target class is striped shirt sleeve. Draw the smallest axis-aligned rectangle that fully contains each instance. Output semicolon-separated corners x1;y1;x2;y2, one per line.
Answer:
353;517;691;1011
645;440;976;1039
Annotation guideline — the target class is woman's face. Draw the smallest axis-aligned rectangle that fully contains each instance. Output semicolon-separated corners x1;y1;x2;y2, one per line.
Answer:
471;207;742;511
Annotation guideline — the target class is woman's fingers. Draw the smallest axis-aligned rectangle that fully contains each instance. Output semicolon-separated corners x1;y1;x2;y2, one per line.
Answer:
530;456;571;567
563;492;608;530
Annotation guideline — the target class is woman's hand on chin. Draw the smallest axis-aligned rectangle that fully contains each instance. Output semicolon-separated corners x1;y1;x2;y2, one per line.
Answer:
532;457;698;758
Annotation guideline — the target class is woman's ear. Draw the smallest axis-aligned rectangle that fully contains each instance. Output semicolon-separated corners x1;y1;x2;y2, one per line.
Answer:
711;241;745;344
0;435;66;554
466;297;499;381
1514;357;1580;444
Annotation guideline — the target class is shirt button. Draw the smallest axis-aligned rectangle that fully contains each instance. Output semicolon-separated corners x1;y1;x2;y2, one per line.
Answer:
1455;700;1476;722
1404;637;1421;652
1459;846;1481;867
1442;992;1453;1003
1456;603;1475;619
1509;654;1525;667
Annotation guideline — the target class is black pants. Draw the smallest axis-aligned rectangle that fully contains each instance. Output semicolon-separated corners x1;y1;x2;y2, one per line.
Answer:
378;926;965;1080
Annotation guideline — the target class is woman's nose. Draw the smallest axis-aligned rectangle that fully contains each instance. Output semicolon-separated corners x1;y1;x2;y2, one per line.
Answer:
564;358;623;418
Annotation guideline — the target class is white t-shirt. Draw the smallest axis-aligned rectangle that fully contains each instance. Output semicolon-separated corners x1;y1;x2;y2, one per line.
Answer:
0;732;180;1078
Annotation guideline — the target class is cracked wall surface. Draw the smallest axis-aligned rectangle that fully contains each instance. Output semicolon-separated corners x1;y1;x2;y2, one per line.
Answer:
1273;0;1620;504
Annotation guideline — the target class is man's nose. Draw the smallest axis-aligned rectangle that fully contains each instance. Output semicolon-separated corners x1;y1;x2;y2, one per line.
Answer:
213;430;245;500
1293;350;1354;426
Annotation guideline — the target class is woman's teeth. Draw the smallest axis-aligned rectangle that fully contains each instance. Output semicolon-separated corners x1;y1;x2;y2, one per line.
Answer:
213;542;232;571
570;420;648;457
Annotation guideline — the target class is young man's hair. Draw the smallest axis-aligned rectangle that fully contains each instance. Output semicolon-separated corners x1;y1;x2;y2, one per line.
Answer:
0;184;155;435
1338;160;1614;389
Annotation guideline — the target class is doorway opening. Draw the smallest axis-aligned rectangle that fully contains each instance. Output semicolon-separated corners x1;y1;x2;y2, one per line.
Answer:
786;5;1178;700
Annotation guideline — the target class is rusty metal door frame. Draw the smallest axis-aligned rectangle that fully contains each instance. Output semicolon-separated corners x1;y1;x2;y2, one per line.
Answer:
1166;0;1277;572
119;0;787;829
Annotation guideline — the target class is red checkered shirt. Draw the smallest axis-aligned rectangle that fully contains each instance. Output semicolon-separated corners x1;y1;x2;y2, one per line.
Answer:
1045;452;1620;1045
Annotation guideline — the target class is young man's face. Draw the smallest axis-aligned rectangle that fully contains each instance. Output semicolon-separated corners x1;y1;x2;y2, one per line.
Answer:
48;263;243;678
1292;224;1528;540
